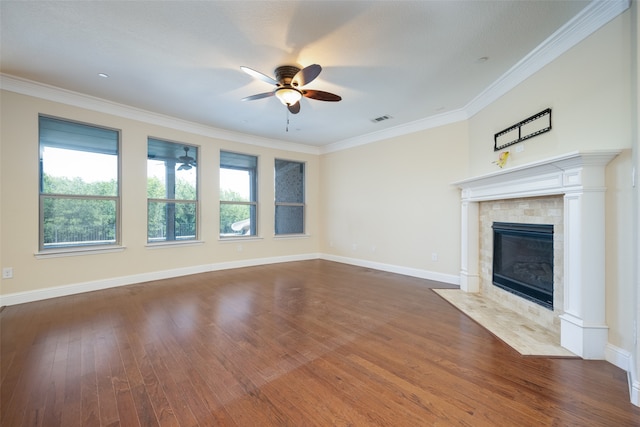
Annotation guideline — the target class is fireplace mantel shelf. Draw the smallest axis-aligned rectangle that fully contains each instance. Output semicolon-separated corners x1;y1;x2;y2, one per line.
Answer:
452;150;621;202
453;149;622;359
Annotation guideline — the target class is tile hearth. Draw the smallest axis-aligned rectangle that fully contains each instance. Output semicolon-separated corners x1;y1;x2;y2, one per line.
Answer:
434;288;577;357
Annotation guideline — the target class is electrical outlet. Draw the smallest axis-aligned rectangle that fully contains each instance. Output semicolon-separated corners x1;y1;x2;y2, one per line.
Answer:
514;144;524;153
431;253;438;262
2;267;13;279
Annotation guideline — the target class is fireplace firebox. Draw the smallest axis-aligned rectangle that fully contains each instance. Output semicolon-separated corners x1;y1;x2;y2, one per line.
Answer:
492;222;554;309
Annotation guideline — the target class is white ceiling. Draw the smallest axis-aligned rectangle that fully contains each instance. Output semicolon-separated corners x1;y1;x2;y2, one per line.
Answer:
0;1;623;149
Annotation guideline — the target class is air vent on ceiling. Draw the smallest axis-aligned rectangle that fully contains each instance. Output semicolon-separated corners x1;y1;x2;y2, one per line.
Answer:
371;115;392;123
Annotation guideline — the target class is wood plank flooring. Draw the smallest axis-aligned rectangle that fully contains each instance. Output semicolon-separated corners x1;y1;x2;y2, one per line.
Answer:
1;260;639;426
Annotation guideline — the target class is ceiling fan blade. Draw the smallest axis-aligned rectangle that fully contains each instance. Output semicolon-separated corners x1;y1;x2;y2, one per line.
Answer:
288;102;301;114
240;66;278;85
302;90;342;102
292;64;321;88
241;92;275;101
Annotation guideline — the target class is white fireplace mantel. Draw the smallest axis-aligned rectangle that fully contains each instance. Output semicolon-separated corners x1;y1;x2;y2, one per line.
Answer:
453;150;621;359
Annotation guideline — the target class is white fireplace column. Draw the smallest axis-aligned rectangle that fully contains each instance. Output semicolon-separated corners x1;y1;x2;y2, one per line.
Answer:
561;166;609;358
460;200;480;293
454;151;620;359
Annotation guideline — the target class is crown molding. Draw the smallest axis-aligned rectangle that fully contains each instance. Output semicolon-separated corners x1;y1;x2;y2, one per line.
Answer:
320;109;468;154
0;0;629;154
0;74;321;155
464;0;631;118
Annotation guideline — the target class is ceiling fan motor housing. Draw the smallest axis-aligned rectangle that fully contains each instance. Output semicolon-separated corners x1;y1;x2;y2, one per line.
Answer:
275;65;301;86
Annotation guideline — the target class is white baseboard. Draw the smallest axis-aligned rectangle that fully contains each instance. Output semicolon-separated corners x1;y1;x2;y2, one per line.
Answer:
320;254;460;285
605;343;639;407
0;253;320;306
0;253;458;307
605;343;632;371
629;351;639;407
632;376;639;407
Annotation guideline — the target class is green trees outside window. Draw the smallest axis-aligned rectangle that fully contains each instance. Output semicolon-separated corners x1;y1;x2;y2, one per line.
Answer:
147;139;198;242
39;116;120;249
220;151;257;237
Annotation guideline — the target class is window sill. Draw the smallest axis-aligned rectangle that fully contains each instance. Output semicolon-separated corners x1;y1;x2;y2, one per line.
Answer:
273;234;310;240
146;240;204;249
35;245;126;259
218;236;264;243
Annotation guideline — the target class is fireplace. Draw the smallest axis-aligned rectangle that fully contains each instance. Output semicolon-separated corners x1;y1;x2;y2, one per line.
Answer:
454;150;620;359
492;222;554;309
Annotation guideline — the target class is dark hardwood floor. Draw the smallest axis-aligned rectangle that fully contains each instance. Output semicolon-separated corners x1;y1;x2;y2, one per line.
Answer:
1;260;639;426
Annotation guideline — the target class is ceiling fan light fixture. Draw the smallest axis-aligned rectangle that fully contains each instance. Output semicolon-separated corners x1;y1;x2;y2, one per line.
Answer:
241;64;341;115
275;87;302;106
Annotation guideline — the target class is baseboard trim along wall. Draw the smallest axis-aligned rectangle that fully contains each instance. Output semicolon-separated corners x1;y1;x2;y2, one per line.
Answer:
0;253;320;307
0;254;459;307
319;254;461;285
605;343;639;404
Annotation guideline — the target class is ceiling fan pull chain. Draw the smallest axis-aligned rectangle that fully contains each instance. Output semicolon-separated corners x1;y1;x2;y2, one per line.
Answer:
286;109;290;132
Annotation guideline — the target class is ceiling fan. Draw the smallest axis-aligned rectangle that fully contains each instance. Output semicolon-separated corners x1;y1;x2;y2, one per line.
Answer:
240;64;341;114
177;147;196;170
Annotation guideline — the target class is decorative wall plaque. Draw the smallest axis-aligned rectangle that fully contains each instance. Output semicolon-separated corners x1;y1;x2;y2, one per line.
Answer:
494;108;552;151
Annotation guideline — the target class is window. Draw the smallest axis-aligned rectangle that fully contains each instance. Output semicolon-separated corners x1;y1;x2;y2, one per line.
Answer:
39;115;120;250
275;159;305;235
220;151;257;237
147;139;198;242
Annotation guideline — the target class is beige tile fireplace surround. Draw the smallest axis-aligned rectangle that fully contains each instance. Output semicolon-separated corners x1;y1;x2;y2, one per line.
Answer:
478;196;564;332
453;150;621;359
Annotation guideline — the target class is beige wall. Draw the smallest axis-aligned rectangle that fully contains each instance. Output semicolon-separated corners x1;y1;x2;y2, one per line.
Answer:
468;13;632;176
319;122;468;279
0;90;321;297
